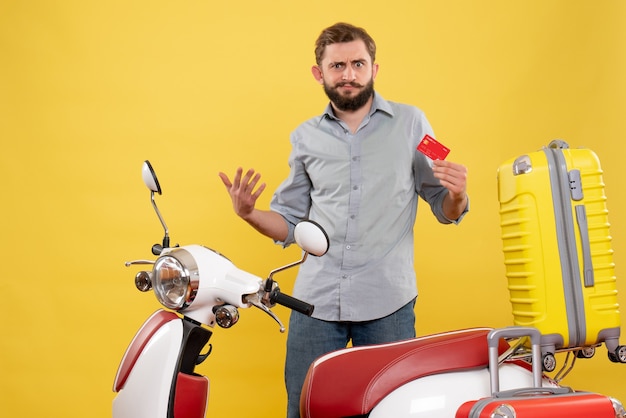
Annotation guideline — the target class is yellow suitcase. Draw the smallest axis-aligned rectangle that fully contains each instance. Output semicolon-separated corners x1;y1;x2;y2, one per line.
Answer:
498;140;625;369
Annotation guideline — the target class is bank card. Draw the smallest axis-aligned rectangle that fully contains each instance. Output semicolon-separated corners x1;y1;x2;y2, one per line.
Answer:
417;134;450;160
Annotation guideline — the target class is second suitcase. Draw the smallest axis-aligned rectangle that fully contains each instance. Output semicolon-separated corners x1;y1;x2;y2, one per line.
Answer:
456;388;619;418
455;327;622;418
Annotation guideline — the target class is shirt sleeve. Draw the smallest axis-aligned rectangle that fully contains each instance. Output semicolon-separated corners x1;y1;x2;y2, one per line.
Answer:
412;114;469;225
269;131;313;246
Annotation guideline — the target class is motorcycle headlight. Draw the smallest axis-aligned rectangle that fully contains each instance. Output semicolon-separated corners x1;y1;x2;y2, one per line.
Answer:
152;249;198;310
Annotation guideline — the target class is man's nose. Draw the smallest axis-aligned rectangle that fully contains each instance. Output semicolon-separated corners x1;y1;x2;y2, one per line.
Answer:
342;66;356;80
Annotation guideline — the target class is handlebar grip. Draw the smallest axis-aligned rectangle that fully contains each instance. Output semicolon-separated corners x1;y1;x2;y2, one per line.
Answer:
271;292;314;316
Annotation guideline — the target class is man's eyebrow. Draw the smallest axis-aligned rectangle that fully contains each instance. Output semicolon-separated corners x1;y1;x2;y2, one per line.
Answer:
328;58;367;66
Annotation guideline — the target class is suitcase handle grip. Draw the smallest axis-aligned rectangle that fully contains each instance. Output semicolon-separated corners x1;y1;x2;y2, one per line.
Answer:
493;386;573;399
548;139;570;149
487;327;543;393
575;205;595;287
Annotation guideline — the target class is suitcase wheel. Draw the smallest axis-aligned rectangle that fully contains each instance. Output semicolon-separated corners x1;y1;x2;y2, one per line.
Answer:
542;352;557;372
608;345;626;363
576;346;595;359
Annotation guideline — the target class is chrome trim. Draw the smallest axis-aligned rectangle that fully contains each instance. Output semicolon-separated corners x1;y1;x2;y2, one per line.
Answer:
491;404;515;418
153;248;199;309
611;397;626;418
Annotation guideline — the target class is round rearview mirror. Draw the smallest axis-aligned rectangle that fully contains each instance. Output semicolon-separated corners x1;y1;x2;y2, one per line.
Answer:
142;160;162;194
294;220;329;257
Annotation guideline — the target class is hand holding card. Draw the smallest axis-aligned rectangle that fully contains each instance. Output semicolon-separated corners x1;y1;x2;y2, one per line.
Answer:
417;134;450;160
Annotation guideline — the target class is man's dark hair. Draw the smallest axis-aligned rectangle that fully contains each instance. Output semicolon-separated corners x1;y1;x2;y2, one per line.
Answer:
314;22;376;65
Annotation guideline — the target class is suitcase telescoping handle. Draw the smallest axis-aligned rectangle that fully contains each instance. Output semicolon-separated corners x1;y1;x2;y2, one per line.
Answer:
575;205;595;287
487;327;543;393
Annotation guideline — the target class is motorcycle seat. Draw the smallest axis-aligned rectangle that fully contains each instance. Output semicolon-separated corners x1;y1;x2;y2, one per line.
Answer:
300;327;508;418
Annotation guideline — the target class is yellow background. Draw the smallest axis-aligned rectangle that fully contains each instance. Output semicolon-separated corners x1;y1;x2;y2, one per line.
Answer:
1;1;625;417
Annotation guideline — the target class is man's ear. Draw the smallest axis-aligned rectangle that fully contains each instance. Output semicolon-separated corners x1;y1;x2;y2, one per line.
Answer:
311;66;324;84
372;63;379;80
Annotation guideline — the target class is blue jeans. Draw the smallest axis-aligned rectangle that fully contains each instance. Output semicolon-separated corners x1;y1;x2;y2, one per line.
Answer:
285;299;416;418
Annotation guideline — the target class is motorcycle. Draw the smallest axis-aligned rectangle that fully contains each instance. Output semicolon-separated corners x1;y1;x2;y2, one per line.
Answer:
112;161;329;418
113;161;626;418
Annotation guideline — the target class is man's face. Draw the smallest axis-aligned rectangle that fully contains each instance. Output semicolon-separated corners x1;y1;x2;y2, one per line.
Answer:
313;40;378;112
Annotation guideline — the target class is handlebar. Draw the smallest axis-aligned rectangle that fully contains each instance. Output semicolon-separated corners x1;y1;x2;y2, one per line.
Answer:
270;291;314;316
246;281;315;332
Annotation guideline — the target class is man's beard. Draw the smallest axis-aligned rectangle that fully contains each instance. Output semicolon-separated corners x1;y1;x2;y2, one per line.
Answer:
323;78;374;112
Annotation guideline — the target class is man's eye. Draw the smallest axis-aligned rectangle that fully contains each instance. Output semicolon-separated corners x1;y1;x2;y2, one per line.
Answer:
333;63;344;69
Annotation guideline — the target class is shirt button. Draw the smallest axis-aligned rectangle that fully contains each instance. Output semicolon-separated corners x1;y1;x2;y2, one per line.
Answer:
353;185;358;190
342;275;348;279
350;215;355;219
346;245;351;250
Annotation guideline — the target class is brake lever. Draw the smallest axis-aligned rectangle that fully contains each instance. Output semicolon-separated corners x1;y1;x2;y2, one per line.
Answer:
245;293;286;333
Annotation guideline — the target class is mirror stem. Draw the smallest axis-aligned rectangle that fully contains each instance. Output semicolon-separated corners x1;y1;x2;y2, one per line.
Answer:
150;190;170;248
267;252;309;281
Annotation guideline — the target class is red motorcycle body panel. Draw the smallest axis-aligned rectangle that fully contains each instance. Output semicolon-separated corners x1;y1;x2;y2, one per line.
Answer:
113;309;179;392
174;372;210;418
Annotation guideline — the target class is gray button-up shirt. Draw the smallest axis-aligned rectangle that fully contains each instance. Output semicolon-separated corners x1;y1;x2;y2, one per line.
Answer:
270;92;467;321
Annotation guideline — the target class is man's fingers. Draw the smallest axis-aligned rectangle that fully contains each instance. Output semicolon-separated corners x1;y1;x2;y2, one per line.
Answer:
242;168;255;184
221;168;265;197
232;167;244;188
251;182;266;199
218;172;232;188
432;160;467;196
247;172;261;192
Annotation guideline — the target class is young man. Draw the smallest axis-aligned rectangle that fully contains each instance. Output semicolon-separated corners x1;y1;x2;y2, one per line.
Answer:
219;22;468;418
